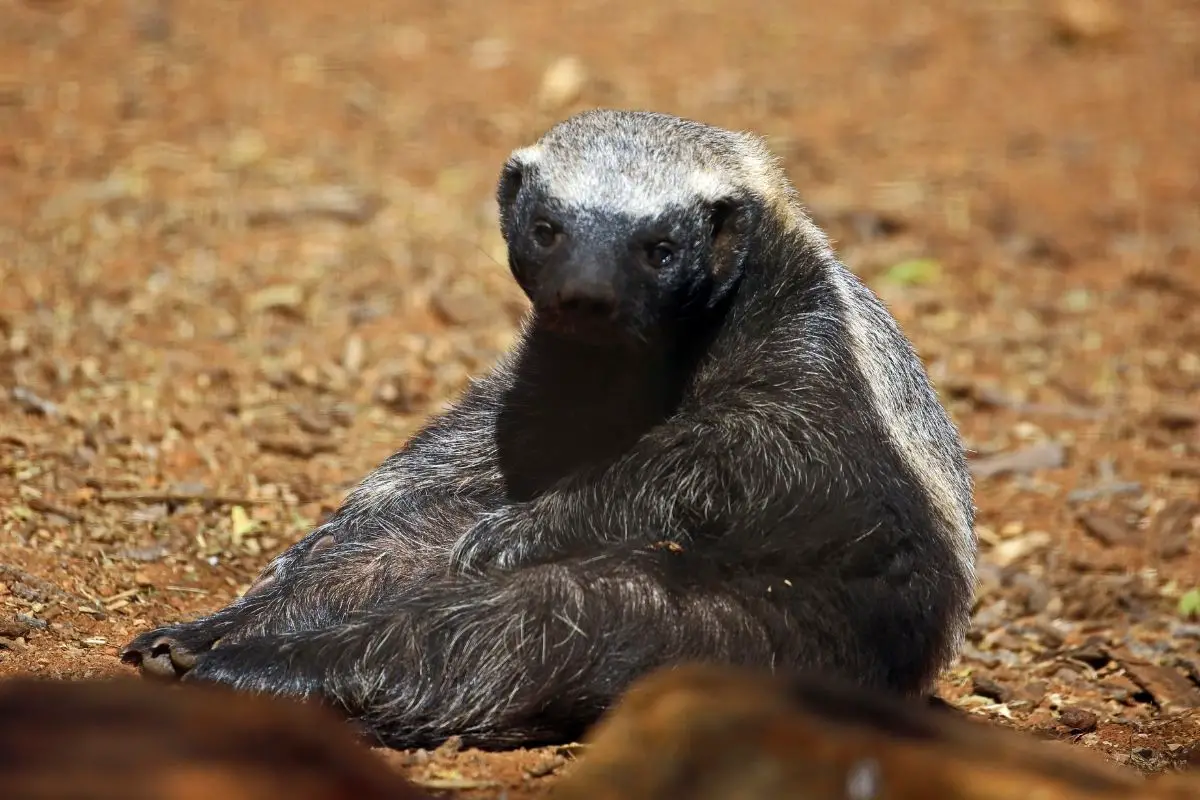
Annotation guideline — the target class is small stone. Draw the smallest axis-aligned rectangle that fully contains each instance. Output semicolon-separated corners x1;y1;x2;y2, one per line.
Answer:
433;734;462;757
1120;658;1200;711
172;408;213;436
989;531;1052;568
1153;402;1199;430
374;375;431;414
470;38;510;71
255;435;337;460
1057;706;1099;732
1015;680;1048;709
1097;674;1143;704
971;676;1011;703
1076;511;1131;547
1052;0;1124;43
343;335;366;375
0;617;31;638
439;294;499;329
969;442;1066;479
282;53;324;86
537;57;587;111
224;128;268;170
390;26;428;60
290;407;334;437
1153;499;1198;560
1009;573;1055;616
15;613;48;630
11;387;59;417
246;284;305;314
117;546;168;563
1066;638;1112;668
973;562;1004;599
131;0;173;43
526;755;567;778
970;599;1008;634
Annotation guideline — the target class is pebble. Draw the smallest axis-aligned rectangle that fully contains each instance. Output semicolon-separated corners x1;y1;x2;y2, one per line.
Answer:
1075;511;1131;547
1154;402;1199;430
470;38;510;71
969;441;1066;479
1057;706;1099;733
538;57;587;110
390;26;428;60
989;531;1052;568
971;676;1011;703
15;613;47;631
432;289;499;327
223;128;268;170
0;617;31;638
1052;0;1125;43
11;387;59;417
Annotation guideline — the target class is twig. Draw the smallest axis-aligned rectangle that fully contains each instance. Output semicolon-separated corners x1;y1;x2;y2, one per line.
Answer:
164;586;210;595
98;490;270;507
1066;482;1144;504
10;386;59;417
101;587;142;604
28;497;84;523
242;185;383;227
970;386;1111;421
409;778;501;791
0;430;32;448
0;564;72;602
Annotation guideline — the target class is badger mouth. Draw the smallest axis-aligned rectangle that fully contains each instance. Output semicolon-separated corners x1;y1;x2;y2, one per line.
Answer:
535;306;618;343
535;297;654;351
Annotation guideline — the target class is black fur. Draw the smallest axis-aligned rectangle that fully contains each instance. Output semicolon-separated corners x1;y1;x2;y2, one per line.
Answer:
120;113;975;750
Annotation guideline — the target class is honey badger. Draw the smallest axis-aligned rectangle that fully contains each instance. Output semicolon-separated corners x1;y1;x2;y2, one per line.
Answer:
120;109;977;749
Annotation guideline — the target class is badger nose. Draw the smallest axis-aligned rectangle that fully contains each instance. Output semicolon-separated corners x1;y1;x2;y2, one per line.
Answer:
547;276;617;318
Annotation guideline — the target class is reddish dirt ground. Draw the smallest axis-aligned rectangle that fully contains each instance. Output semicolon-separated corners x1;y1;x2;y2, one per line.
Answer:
2;0;1198;795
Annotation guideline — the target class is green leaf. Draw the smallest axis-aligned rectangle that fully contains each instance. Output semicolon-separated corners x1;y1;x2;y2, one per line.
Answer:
1179;588;1200;619
883;258;942;287
230;505;259;545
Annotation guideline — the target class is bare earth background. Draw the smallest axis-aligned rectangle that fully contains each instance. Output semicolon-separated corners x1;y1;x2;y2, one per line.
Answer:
2;0;1198;795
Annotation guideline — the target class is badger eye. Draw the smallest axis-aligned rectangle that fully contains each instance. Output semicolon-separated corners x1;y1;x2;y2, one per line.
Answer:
644;241;676;269
530;220;559;249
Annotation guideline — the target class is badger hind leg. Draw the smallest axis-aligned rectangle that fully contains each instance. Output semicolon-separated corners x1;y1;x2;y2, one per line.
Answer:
171;550;955;749
120;523;439;679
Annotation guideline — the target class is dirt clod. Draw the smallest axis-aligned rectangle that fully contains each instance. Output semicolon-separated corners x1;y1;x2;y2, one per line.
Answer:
1119;658;1200;713
1077;512;1133;547
1057;707;1099;733
1051;0;1125;44
0;617;31;639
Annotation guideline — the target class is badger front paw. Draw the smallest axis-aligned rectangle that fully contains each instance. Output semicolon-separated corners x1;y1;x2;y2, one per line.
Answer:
448;506;537;574
119;620;227;680
120;530;348;680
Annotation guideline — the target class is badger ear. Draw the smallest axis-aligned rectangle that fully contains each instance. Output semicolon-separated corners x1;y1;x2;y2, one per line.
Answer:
708;196;758;296
496;158;525;238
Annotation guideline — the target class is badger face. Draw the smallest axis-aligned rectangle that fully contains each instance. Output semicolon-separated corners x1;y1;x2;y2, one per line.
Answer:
495;110;768;347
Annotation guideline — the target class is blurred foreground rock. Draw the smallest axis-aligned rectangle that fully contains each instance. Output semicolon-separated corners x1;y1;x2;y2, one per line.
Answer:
553;664;1200;800
0;676;426;800
0;666;1197;799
